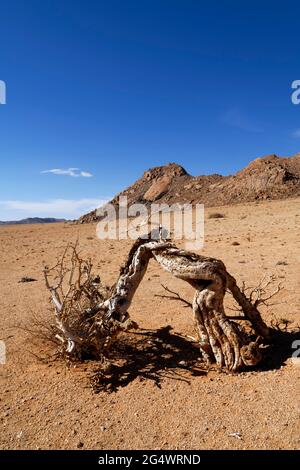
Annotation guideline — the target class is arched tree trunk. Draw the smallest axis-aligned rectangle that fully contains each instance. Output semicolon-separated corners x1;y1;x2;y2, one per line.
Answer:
45;237;270;371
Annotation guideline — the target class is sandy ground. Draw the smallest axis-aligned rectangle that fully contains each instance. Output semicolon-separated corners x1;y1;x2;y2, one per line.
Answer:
0;198;300;450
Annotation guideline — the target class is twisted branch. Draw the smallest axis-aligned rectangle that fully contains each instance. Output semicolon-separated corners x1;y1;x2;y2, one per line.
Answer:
44;236;273;371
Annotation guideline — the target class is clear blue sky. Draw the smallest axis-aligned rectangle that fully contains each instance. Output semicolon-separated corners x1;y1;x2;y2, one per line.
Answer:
0;0;300;219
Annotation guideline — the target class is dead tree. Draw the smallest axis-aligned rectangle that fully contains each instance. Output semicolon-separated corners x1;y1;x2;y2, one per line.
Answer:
44;235;274;371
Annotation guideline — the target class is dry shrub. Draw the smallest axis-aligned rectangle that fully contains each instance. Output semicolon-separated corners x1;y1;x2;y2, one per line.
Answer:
208;212;225;219
43;244;126;360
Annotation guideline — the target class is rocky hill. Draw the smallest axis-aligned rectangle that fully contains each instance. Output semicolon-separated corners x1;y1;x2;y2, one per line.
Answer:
78;153;300;223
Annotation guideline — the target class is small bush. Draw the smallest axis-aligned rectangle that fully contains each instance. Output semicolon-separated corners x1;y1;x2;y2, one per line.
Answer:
208;212;225;219
19;276;37;283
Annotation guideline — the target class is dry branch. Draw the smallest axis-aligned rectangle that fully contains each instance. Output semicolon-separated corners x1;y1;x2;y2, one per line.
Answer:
44;236;273;371
155;284;192;308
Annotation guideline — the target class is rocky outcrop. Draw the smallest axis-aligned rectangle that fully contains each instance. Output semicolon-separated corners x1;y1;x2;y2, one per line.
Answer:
144;175;172;201
78;154;300;223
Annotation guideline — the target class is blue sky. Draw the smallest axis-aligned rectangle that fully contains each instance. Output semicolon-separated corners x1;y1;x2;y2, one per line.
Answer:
0;0;300;220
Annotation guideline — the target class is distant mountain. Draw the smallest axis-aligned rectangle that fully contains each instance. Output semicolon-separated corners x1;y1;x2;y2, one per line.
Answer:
78;153;300;223
0;217;66;225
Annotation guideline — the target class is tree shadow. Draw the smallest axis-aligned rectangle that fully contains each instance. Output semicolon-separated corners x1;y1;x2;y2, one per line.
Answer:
89;326;300;393
258;328;300;371
90;326;207;393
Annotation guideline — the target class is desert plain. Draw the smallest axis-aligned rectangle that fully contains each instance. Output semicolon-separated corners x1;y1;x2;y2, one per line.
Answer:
0;197;300;450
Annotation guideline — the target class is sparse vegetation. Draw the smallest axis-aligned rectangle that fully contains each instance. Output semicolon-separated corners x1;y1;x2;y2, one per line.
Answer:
208;212;226;219
43;244;125;360
3;196;300;450
19;276;37;283
42;236;275;374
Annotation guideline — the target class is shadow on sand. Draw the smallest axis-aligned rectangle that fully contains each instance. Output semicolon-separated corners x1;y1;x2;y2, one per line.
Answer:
90;326;206;393
90;325;300;393
257;328;300;371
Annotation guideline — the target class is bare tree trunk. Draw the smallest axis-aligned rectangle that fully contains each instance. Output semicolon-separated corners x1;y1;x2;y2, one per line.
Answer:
98;239;269;370
45;237;271;371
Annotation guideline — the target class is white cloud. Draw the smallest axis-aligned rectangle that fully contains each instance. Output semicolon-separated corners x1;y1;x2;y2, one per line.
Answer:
0;198;108;221
41;168;93;177
291;129;300;138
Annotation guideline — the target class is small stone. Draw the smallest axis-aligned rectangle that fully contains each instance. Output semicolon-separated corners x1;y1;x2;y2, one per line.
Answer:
228;432;242;440
179;360;188;367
